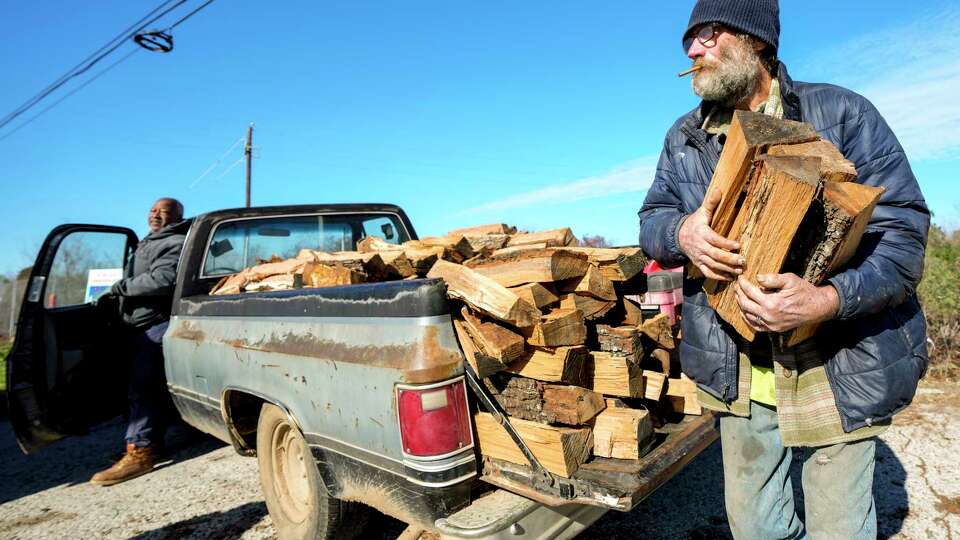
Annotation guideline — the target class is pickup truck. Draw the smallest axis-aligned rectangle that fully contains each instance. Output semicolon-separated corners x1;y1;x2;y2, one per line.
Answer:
8;203;718;539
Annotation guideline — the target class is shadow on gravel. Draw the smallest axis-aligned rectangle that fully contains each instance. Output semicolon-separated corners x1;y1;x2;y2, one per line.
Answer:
128;501;268;540
875;439;909;539
0;417;224;504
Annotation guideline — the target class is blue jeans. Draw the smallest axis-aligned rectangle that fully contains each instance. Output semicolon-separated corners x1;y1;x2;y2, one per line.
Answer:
124;322;171;448
720;401;876;540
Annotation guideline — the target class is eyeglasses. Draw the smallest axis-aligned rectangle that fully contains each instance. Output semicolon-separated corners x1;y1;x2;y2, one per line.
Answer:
684;23;723;50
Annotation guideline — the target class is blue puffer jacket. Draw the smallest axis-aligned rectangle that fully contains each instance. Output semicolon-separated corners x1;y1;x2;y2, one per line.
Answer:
637;63;930;432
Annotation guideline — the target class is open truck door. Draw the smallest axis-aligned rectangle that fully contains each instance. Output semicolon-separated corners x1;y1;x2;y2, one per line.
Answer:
7;224;139;453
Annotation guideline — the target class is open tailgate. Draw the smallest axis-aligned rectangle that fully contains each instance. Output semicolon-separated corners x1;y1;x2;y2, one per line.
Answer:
477;412;718;511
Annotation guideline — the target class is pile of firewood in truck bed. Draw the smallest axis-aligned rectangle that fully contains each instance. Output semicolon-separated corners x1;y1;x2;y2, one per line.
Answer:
210;223;697;478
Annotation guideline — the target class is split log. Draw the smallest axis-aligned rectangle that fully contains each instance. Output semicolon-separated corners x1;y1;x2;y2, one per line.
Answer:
376;251;416;278
707;155;822;341
414;236;475;261
507;228;576;248
620;296;644;326
448;223;516;236
490;244;549;257
639;313;675;350
245;273;297;292
559;247;647;281
300;262;365;288
404;246;445;273
357;235;402;253
248;258;307;280
596;325;643;357
590;352;644;398
509;283;559;310
296;248;319;262
642;370;666;401
484;375;605;425
782;181;884;346
560;293;616;320
592;408;654;460
426;260;541;328
666;396;702;415
211;258;307;295
665;375;701;415
768;139;857;183
465;249;590;288
506;346;590;386
210;273;246;295
460;307;526;363
522;309;587;347
473;412;593;478
465;234;511;253
299;251;363;273
707;111;819;239
453;319;507;377
558;265;616;301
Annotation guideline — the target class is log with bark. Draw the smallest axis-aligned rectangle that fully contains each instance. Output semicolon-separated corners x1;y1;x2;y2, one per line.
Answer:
473;412;593;478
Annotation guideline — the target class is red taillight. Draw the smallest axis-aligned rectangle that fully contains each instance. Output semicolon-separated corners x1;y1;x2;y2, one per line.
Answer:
397;378;473;458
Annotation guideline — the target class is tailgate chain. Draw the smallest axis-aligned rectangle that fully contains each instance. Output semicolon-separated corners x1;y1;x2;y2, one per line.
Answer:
462;362;575;499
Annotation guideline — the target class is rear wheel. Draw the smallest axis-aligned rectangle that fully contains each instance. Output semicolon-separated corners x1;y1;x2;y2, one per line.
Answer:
256;403;368;539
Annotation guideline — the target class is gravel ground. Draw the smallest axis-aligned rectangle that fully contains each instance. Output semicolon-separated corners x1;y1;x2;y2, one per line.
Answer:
1;380;957;539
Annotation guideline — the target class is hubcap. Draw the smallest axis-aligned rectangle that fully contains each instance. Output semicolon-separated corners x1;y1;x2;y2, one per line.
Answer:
271;422;312;522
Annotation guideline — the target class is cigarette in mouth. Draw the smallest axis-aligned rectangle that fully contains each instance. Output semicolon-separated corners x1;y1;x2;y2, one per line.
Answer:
677;65;702;77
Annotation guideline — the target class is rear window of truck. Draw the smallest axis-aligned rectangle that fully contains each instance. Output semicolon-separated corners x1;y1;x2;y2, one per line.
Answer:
201;213;409;277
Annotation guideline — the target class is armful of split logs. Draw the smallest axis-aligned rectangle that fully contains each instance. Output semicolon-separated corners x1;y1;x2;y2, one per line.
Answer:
694;110;883;345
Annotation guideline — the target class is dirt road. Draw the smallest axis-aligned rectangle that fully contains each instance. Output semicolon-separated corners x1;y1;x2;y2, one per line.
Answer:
1;380;957;539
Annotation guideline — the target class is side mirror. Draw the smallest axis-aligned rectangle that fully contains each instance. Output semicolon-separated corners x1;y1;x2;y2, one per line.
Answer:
381;223;395;241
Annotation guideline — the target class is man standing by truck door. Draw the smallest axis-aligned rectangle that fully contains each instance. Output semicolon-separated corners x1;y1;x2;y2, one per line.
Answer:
637;1;929;538
90;197;189;486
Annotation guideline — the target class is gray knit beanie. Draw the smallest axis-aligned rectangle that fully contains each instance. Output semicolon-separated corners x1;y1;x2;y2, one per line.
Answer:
683;0;780;52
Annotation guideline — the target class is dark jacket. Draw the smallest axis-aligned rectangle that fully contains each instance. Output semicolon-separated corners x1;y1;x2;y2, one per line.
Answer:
637;63;930;432
109;220;189;330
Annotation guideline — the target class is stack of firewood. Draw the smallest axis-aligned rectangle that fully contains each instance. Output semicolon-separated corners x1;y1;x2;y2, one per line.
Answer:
429;225;696;478
209;222;698;478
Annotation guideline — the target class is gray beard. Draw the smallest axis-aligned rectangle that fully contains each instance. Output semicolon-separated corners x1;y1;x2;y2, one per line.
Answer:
691;38;762;107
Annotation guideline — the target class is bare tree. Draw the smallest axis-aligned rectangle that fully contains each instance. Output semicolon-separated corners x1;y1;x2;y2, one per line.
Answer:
578;235;612;248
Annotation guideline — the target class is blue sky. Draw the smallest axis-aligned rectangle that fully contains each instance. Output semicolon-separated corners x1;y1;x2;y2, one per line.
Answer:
2;1;958;275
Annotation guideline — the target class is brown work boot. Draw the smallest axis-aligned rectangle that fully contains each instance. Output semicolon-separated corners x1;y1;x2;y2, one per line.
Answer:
90;443;157;486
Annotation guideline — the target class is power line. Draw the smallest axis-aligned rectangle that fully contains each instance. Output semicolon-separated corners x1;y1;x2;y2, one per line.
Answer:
0;0;182;129
167;0;219;30
214;156;247;182
0;48;142;143
0;0;221;135
188;136;246;189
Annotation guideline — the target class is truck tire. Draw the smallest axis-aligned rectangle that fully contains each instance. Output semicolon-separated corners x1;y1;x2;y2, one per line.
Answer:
256;403;369;539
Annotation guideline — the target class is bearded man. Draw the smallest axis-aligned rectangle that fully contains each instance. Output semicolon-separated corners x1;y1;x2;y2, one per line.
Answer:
637;1;929;538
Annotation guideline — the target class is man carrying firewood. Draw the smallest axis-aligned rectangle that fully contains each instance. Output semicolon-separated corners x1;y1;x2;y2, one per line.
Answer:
637;1;929;538
90;197;189;486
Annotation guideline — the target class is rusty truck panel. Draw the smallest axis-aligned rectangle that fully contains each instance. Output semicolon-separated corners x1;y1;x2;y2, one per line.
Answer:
163;277;476;526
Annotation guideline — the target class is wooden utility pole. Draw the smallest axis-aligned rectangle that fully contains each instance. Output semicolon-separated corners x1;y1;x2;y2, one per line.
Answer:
245;123;254;207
